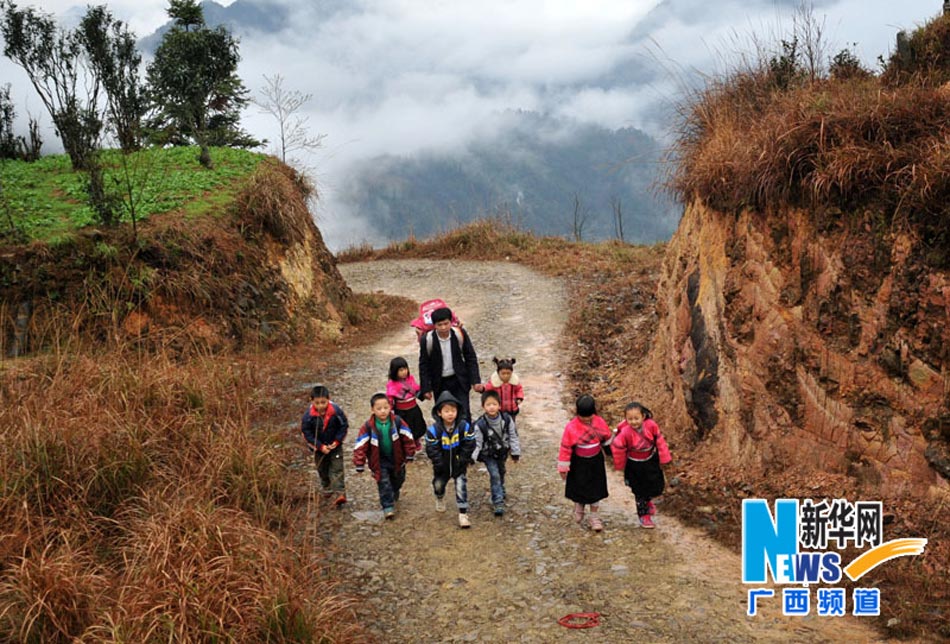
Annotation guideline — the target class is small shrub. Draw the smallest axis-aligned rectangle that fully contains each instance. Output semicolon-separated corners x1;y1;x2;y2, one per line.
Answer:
343;301;363;325
830;46;872;81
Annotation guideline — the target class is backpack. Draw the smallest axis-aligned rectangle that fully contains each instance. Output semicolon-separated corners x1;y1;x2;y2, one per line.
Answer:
411;299;461;333
424;327;465;356
477;414;511;458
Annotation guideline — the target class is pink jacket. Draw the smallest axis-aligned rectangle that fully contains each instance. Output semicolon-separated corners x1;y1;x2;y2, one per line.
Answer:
611;418;671;471
557;415;612;473
386;376;420;411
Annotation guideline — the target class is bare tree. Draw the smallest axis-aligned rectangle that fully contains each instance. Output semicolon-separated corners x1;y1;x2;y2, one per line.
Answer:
610;195;624;242
572;193;588;242
253;73;325;164
19;111;42;161
111;149;165;243
794;1;826;83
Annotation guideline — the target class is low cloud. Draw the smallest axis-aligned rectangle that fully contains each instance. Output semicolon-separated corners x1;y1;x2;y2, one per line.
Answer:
1;0;941;248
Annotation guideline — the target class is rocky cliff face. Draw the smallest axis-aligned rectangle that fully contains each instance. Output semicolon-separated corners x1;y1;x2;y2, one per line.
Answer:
650;200;950;497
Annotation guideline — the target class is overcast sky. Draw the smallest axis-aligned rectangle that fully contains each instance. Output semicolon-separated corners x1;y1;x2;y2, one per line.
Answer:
2;0;942;247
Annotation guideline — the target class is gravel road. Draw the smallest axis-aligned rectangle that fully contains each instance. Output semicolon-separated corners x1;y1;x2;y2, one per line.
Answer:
306;259;888;643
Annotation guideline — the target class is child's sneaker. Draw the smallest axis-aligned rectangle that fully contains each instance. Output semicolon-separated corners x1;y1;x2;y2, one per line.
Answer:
589;514;604;532
383;507;395;520
647;501;656;516
435;497;446;512
493;505;505;516
639;515;656;529
333;494;347;507
458;513;471;528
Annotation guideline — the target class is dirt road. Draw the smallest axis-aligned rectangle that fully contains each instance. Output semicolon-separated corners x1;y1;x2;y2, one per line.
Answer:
312;259;887;643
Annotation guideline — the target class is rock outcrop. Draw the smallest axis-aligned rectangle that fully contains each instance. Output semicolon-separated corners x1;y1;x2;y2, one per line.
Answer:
650;200;950;496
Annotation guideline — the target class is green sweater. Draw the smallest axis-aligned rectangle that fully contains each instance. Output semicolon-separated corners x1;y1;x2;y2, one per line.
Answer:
375;418;393;462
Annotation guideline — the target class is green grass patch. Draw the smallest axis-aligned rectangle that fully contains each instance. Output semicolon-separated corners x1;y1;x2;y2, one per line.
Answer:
0;146;265;242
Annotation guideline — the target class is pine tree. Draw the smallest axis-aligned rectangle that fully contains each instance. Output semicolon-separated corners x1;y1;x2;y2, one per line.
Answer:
145;0;259;168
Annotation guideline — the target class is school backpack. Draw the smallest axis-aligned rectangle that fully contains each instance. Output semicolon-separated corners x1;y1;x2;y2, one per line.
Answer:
424;326;465;356
411;298;461;333
476;413;512;458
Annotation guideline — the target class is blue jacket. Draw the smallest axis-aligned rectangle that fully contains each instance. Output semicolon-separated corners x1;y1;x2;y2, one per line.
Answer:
425;417;476;478
301;401;349;451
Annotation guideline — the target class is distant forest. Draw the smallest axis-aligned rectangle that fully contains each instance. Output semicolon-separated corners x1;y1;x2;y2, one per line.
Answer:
339;111;680;243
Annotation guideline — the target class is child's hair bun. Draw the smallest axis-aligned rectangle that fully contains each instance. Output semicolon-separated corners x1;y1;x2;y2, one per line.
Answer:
493;356;516;371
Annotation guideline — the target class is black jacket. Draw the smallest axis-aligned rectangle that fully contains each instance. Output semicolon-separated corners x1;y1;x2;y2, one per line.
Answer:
418;327;481;396
425;395;477;478
300;401;349;450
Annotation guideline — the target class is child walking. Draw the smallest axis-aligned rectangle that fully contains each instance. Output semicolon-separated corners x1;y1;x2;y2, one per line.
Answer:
478;357;524;416
301;384;350;506
472;390;521;516
353;393;416;519
557;394;612;531
386;357;427;450
611;402;671;528
425;391;477;528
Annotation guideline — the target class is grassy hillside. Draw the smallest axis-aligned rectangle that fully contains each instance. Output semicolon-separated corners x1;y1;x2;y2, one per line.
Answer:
0;149;354;355
0;146;413;641
0;147;264;244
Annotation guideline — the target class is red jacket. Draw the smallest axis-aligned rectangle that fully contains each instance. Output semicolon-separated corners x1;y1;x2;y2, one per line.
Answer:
353;413;416;481
557;415;612;473
611;418;671;471
483;371;524;414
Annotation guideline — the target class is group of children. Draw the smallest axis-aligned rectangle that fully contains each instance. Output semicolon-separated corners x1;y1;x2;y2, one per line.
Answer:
302;355;524;528
300;329;671;532
557;395;672;531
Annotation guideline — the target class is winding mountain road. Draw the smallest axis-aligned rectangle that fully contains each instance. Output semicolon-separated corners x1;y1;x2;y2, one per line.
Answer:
312;259;886;643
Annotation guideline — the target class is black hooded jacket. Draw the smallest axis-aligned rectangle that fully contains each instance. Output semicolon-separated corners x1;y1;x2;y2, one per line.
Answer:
424;391;477;477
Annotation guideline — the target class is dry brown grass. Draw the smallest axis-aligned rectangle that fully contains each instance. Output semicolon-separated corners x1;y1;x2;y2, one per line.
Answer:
339;217;664;278
0;281;413;639
234;160;314;246
672;15;950;265
0;337;370;642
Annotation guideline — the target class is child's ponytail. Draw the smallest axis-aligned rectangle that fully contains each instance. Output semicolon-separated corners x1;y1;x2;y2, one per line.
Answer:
624;401;653;419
